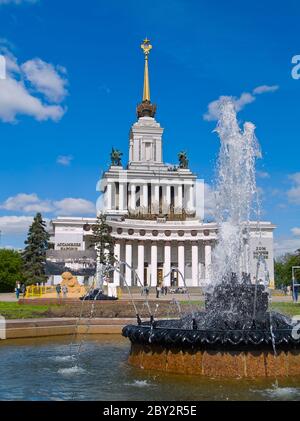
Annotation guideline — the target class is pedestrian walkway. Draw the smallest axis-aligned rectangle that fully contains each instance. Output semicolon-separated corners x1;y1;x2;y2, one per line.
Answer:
0;291;295;303
0;293;17;302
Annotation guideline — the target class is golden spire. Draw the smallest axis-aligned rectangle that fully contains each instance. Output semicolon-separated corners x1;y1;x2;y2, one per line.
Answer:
141;38;152;102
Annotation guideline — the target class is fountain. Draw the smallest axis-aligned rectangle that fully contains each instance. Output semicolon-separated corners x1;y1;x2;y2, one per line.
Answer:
122;99;300;377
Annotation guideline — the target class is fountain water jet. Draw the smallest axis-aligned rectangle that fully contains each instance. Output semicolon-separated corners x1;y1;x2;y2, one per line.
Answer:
122;99;300;377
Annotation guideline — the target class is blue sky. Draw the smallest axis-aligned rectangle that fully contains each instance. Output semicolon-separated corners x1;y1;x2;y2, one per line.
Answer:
0;0;299;256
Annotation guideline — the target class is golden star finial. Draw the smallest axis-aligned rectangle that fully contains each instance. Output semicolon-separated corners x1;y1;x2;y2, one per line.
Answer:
141;38;152;56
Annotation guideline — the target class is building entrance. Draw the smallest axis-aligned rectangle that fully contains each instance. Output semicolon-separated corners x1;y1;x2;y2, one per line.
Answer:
157;268;163;286
171;264;178;287
144;266;148;286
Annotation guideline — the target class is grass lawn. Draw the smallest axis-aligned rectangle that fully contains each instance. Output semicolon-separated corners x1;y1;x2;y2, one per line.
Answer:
1;300;300;320
179;301;300;318
0;302;51;319
271;302;300;317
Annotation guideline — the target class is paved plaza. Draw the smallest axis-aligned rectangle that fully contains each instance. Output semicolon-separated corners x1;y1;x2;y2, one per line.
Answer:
0;291;295;303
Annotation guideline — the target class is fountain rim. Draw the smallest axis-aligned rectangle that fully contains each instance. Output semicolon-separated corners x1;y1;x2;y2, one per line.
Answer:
122;317;300;350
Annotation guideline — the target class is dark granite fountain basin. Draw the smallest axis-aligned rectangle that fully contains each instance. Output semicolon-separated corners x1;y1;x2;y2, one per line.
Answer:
122;283;300;377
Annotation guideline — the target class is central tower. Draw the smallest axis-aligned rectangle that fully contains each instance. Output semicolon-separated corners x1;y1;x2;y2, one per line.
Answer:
129;39;164;169
98;38;204;289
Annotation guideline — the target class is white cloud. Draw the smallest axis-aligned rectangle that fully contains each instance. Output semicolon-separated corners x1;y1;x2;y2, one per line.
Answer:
253;85;279;95
291;227;300;236
0;0;38;4
0;193;95;216
0;193;53;213
274;237;300;257
287;172;300;205
0;46;67;122
290;173;300;184
257;170;270;179
234;92;256;111
203;93;255;121
0;215;34;235
203;183;216;218
53;198;95;216
22;59;68;102
203;84;279;121
0;78;65;122
56;155;73;166
96;194;105;213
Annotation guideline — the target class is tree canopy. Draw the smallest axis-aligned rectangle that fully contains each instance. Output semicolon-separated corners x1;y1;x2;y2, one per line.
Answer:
275;249;300;287
22;213;49;285
89;213;115;266
0;249;25;292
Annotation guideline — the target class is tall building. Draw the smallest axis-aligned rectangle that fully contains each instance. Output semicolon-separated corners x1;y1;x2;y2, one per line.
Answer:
49;39;275;288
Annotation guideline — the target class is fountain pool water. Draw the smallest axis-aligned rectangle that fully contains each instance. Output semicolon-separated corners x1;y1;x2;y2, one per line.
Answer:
122;99;300;377
1;335;300;401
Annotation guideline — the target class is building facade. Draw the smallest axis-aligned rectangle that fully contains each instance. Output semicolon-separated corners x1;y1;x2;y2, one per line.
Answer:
49;39;275;288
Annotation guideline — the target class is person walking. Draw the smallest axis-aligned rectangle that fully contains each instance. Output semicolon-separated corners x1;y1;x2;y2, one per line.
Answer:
20;283;26;298
156;284;160;299
62;285;68;299
15;285;20;300
292;280;299;303
56;284;62;299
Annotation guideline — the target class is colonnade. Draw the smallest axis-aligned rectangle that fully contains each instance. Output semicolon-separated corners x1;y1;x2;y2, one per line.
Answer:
112;240;212;286
106;181;195;213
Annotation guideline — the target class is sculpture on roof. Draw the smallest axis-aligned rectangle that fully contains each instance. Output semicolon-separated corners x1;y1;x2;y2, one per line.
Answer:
110;148;123;166
178;151;189;169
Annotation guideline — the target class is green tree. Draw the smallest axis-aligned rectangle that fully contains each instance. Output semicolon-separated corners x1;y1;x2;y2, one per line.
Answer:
90;213;115;266
274;259;286;288
22;213;49;285
89;214;115;286
275;249;300;287
0;249;25;292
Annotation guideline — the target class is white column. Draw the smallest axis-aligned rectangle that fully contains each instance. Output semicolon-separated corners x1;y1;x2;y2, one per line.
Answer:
130;183;136;211
205;242;212;283
190;185;195;210
106;182;112;211
187;185;194;211
137;241;144;286
164;241;171;286
151;242;158;286
142;183;148;211
125;241;132;286
154;184;159;213
119;183;124;211
191;242;199;287
165;185;171;213
113;242;120;285
178;241;185;286
177;184;183;211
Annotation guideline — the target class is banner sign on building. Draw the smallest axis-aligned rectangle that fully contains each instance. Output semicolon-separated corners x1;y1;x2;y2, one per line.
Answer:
46;250;97;276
